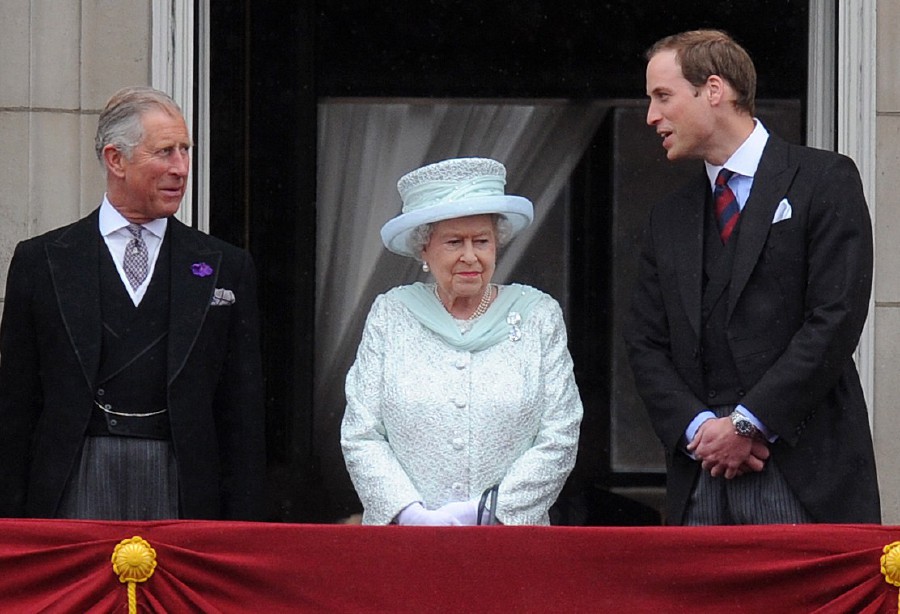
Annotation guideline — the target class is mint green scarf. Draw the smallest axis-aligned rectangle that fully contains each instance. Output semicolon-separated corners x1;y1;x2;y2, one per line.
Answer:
392;282;544;352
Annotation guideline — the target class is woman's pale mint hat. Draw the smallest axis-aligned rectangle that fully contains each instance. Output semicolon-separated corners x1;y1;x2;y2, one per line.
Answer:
380;157;534;258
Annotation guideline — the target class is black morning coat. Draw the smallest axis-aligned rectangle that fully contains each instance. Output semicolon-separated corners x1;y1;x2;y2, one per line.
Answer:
0;209;266;520
626;135;881;525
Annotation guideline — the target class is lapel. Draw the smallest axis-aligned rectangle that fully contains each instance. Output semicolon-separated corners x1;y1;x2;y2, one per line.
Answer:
46;210;104;389
701;221;735;317
669;173;706;339
727;136;799;321
165;218;222;384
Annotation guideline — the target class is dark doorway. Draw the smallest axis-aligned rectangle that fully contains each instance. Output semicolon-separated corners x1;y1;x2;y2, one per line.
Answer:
207;1;810;523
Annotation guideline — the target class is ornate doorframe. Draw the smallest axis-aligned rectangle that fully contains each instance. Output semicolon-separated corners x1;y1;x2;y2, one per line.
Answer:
157;0;879;434
813;2;877;415
151;0;210;231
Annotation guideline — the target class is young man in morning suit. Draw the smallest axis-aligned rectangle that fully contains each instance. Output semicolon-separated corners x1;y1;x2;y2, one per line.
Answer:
0;87;266;520
625;30;880;525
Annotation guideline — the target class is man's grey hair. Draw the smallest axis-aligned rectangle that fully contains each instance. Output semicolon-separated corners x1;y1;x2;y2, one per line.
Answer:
94;86;183;164
407;214;514;260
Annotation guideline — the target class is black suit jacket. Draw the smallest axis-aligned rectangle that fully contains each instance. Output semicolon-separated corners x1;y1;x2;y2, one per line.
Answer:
0;209;266;519
626;135;880;524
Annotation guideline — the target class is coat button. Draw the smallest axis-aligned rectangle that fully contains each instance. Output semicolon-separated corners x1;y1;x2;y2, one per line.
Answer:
708;390;717;399
109;419;118;426
452;437;464;450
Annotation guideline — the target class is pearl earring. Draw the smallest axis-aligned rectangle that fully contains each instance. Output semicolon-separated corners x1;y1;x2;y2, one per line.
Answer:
422;262;430;273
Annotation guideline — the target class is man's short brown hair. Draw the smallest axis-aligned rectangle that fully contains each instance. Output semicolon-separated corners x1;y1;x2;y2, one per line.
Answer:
646;29;757;116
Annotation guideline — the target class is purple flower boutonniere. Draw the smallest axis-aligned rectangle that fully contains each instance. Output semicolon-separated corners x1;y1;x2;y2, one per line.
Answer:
191;262;214;277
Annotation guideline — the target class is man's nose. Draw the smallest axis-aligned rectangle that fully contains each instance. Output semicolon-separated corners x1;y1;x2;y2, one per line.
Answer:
171;149;190;175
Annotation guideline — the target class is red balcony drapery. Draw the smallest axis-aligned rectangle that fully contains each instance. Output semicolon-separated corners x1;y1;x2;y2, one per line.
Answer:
0;519;897;613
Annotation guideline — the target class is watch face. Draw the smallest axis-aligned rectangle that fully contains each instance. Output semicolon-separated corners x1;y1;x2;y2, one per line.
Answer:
732;414;756;437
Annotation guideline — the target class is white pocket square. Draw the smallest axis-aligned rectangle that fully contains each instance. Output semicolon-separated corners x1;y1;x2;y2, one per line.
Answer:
211;288;235;306
772;198;792;224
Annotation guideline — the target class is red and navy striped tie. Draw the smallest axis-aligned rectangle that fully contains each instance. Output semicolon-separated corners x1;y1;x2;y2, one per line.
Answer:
714;168;739;243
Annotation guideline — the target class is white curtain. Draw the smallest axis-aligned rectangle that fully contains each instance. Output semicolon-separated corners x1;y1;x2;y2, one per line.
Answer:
315;99;608;498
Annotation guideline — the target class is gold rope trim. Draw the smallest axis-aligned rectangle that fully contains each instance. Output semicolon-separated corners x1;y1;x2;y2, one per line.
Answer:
111;536;157;614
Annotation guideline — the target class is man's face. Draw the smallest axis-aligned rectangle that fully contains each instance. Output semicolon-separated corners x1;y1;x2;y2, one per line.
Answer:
109;109;191;223
645;49;715;161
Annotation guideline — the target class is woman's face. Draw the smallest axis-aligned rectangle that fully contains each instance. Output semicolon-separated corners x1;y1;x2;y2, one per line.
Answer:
422;214;497;300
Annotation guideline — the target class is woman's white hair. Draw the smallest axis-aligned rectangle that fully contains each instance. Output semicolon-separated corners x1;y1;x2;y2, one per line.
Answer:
406;214;514;261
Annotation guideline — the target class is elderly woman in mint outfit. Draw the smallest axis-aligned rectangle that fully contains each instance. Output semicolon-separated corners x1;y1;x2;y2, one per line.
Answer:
341;157;583;526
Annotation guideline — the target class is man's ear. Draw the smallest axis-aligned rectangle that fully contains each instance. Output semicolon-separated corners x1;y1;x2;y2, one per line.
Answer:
102;144;127;178
705;75;725;106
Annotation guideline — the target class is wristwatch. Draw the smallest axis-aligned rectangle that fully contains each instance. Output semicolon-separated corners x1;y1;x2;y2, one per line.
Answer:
730;411;760;439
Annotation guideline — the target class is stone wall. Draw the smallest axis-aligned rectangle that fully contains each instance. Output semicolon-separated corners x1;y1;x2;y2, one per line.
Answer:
874;0;900;523
0;0;151;305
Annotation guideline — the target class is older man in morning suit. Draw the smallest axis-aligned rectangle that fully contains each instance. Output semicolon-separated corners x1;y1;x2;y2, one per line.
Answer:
0;86;265;520
625;30;880;525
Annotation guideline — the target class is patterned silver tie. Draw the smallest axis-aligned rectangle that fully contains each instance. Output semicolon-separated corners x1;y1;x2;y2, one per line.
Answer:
123;224;149;289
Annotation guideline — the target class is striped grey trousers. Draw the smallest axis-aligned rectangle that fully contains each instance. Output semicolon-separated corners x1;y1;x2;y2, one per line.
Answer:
682;406;812;525
56;436;179;520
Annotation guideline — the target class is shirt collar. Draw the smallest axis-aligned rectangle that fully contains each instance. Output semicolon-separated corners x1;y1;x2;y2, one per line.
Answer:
705;119;770;185
99;195;168;239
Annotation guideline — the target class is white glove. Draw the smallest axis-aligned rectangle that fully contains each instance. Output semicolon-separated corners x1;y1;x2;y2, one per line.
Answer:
396;502;461;526
436;500;480;526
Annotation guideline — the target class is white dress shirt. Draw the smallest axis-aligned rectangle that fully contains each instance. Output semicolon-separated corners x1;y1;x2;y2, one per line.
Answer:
98;196;168;306
704;119;770;211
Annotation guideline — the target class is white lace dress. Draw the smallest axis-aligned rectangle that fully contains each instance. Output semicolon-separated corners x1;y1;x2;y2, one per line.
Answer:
341;284;583;525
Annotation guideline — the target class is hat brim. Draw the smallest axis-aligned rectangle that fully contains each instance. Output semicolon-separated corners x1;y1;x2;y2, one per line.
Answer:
380;195;534;258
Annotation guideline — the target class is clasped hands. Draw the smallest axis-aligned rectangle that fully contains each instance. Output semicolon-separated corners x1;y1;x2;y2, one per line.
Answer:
686;416;769;479
397;500;481;526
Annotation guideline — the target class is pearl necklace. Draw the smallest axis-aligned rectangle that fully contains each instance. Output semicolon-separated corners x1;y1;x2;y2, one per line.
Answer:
434;283;494;320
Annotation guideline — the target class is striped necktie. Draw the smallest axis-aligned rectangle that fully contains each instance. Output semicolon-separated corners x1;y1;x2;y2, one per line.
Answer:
713;168;741;245
714;168;740;243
